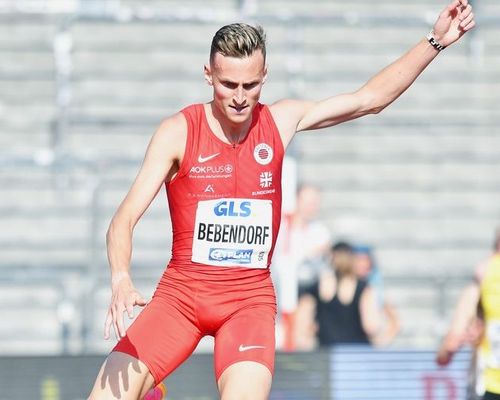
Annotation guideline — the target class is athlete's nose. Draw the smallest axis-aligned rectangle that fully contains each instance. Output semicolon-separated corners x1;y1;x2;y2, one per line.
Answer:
233;86;246;105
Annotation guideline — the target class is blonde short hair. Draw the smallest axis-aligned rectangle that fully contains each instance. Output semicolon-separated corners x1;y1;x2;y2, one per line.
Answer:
210;23;266;63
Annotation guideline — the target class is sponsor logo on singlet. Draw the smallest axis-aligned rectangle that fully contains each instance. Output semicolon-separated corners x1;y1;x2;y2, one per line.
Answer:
253;143;273;165
192;198;272;268
189;164;233;179
197;153;220;163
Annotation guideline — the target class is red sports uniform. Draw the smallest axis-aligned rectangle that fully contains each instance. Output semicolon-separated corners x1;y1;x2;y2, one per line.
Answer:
114;103;285;384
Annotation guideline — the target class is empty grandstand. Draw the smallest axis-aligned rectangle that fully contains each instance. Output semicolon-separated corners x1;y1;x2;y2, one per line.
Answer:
0;0;498;398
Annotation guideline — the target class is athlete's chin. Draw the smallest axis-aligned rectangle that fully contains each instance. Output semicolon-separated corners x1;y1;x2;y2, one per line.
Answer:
226;106;252;122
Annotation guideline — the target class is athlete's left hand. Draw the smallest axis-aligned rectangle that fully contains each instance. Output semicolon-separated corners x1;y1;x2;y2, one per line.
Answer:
104;274;148;340
432;0;475;47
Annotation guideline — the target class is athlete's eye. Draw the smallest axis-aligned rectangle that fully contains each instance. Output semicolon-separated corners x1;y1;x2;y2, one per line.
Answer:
243;82;259;90
222;81;238;89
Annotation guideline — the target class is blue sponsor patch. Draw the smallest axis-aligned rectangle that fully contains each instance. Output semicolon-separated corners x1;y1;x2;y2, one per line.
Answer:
208;248;253;264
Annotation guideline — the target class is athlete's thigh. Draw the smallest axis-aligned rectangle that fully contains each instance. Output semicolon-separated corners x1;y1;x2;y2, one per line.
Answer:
218;360;272;400
113;291;203;385
214;303;276;382
89;351;154;400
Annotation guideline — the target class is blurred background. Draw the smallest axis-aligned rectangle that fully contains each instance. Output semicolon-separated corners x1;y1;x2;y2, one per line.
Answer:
0;0;499;398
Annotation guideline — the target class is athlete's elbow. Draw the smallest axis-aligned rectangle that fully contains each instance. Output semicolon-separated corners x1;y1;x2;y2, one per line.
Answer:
357;89;385;115
367;105;384;115
366;95;390;114
106;214;134;244
370;101;390;114
106;219;119;246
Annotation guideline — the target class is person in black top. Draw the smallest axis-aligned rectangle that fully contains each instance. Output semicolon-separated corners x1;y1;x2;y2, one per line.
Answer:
295;242;382;348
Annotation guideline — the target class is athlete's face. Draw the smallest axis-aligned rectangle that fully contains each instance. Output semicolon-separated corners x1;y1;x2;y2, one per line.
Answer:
205;50;267;125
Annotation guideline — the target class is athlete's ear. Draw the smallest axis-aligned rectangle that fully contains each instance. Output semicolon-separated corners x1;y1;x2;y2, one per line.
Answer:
204;64;213;86
262;65;268;84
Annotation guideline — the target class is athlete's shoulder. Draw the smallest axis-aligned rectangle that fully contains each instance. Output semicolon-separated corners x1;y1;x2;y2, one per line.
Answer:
268;99;315;145
150;112;188;161
156;111;187;139
269;98;314;114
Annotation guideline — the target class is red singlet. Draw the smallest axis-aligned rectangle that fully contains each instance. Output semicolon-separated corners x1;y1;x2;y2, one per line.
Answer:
114;103;285;384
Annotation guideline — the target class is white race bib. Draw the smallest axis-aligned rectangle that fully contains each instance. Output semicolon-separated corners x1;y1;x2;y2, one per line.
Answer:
487;320;500;367
192;198;272;268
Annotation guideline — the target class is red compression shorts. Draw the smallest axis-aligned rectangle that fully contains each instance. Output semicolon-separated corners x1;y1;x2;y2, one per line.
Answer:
113;266;277;385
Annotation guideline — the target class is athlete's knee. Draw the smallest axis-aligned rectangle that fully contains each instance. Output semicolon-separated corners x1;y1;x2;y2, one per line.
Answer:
88;352;154;400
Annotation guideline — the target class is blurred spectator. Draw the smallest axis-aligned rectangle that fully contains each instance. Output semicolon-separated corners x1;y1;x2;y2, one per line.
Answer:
353;245;400;346
294;241;382;350
436;227;500;400
273;183;330;350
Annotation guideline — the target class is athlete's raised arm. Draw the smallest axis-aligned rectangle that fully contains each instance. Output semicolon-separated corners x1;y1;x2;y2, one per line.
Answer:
104;113;187;340
271;0;475;147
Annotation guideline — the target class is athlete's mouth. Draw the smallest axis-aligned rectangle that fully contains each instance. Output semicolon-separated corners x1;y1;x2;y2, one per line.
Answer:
230;105;248;113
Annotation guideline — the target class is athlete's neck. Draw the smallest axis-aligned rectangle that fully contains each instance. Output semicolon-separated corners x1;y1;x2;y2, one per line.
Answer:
208;102;252;145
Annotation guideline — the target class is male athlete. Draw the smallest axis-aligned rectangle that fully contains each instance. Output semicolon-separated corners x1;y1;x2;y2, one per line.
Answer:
89;1;475;398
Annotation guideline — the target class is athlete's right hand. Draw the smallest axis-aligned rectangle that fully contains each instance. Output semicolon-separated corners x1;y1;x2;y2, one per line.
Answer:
104;273;147;340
